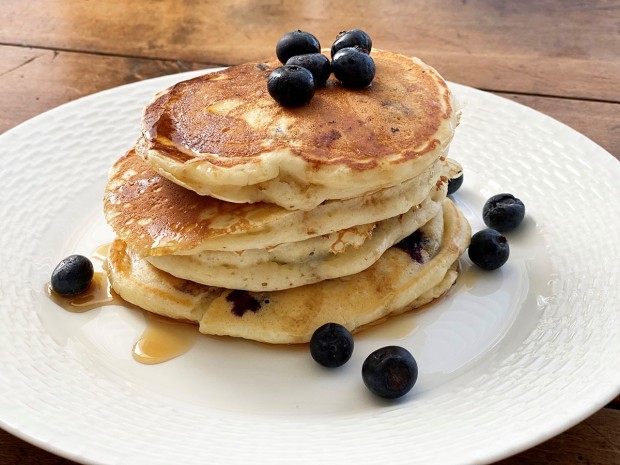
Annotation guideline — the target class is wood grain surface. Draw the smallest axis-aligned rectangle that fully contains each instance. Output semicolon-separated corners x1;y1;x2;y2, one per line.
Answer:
1;45;619;158
0;45;208;133
0;1;619;464
2;0;619;101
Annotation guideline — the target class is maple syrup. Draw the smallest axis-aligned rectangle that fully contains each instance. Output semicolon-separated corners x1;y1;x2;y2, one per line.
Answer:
46;271;123;313
46;244;197;364
132;312;198;364
358;312;418;341
453;262;478;292
91;242;111;261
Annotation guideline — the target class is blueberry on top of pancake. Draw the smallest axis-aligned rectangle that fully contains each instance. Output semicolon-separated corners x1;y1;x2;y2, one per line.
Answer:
137;49;459;210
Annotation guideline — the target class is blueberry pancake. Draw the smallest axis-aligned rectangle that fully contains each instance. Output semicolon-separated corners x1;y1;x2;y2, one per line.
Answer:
103;48;471;344
105;199;470;344
145;191;444;291
136;49;459;210
104;149;446;255
106;149;450;290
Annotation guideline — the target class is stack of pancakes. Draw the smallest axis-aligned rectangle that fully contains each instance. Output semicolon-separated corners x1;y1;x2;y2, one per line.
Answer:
104;49;471;344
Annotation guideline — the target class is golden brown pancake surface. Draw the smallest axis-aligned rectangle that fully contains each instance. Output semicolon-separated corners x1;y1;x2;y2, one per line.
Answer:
104;149;446;255
104;150;285;255
105;199;471;344
141;49;454;170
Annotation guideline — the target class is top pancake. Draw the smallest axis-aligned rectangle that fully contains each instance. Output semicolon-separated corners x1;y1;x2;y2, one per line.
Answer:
137;49;458;210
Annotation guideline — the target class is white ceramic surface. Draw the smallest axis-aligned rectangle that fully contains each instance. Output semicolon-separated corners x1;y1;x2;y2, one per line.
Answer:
0;70;619;465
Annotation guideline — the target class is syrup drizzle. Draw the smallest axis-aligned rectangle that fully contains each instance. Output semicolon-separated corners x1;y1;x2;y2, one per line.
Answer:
453;262;478;292
132;312;198;364
46;271;122;313
46;243;197;364
357;312;419;341
91;242;111;261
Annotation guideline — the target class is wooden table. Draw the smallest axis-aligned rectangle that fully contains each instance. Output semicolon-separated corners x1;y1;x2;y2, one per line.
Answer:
1;1;618;463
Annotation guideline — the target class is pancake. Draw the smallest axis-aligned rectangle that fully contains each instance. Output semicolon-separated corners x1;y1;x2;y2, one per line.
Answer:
105;198;471;344
136;49;459;210
146;189;445;291
104;149;447;255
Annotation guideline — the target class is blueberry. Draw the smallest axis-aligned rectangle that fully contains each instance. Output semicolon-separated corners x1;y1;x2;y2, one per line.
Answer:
285;53;331;86
482;193;525;231
362;346;418;399
51;255;94;296
446;159;464;195
267;65;315;107
332;47;376;88
310;323;354;367
276;30;321;64
468;229;509;270
447;175;463;195
331;29;373;58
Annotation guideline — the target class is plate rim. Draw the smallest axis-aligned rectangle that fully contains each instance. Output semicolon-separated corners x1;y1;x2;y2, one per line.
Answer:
0;68;619;465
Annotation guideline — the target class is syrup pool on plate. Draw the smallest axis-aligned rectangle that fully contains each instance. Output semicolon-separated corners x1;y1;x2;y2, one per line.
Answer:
132;312;198;364
46;271;122;313
46;243;198;364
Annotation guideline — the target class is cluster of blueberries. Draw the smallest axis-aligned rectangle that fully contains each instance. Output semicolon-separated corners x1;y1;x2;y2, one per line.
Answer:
310;322;418;399
471;193;525;270
310;179;526;400
449;174;526;270
267;29;376;107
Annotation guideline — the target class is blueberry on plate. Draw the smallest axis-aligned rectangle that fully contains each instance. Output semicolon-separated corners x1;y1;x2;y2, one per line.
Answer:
447;174;463;196
468;229;510;270
331;29;373;58
482;193;525;231
51;255;94;296
446;159;464;195
267;65;316;107
362;346;418;399
285;53;331;86
331;47;375;88
310;323;354;368
276;30;321;64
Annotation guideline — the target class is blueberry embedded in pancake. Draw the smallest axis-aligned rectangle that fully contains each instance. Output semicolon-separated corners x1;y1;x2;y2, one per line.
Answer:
144;192;445;291
226;290;262;317
397;230;426;264
395;228;441;265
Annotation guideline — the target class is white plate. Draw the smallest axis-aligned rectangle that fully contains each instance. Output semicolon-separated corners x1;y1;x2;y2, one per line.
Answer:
0;71;619;465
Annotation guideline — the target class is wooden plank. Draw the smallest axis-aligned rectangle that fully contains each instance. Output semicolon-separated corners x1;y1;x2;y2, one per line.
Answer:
0;429;79;465
2;45;619;159
1;0;619;101
431;53;620;104
496;408;620;465
0;45;209;134
2;408;619;464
